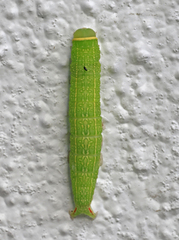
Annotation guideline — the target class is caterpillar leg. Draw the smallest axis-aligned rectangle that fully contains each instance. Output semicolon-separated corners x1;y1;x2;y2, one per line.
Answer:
69;206;97;220
67;151;70;163
100;153;103;166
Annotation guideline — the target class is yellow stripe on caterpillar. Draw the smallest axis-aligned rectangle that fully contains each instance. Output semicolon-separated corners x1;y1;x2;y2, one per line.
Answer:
73;37;97;41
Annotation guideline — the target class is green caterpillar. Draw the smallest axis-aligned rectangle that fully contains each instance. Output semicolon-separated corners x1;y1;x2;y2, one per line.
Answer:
69;28;102;219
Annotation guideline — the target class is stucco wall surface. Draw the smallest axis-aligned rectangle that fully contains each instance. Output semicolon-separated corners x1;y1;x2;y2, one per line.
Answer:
0;0;179;239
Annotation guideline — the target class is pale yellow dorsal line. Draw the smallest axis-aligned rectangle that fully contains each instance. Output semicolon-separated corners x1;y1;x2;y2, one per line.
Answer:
73;37;97;41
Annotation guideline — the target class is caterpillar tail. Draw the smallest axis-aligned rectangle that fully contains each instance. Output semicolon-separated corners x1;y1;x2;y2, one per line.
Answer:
69;206;97;220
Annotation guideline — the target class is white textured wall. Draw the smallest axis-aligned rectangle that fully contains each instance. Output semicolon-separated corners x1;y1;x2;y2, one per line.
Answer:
0;0;179;239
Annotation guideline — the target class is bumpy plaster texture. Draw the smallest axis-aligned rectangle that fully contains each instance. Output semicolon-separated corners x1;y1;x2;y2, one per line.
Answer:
0;0;179;239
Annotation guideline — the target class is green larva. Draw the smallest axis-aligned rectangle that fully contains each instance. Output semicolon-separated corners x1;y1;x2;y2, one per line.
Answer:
69;28;102;219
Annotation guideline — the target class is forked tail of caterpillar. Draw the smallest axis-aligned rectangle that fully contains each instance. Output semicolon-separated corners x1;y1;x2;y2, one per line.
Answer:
69;205;97;220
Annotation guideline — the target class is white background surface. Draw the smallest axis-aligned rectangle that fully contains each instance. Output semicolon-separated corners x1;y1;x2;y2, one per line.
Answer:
0;0;179;239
